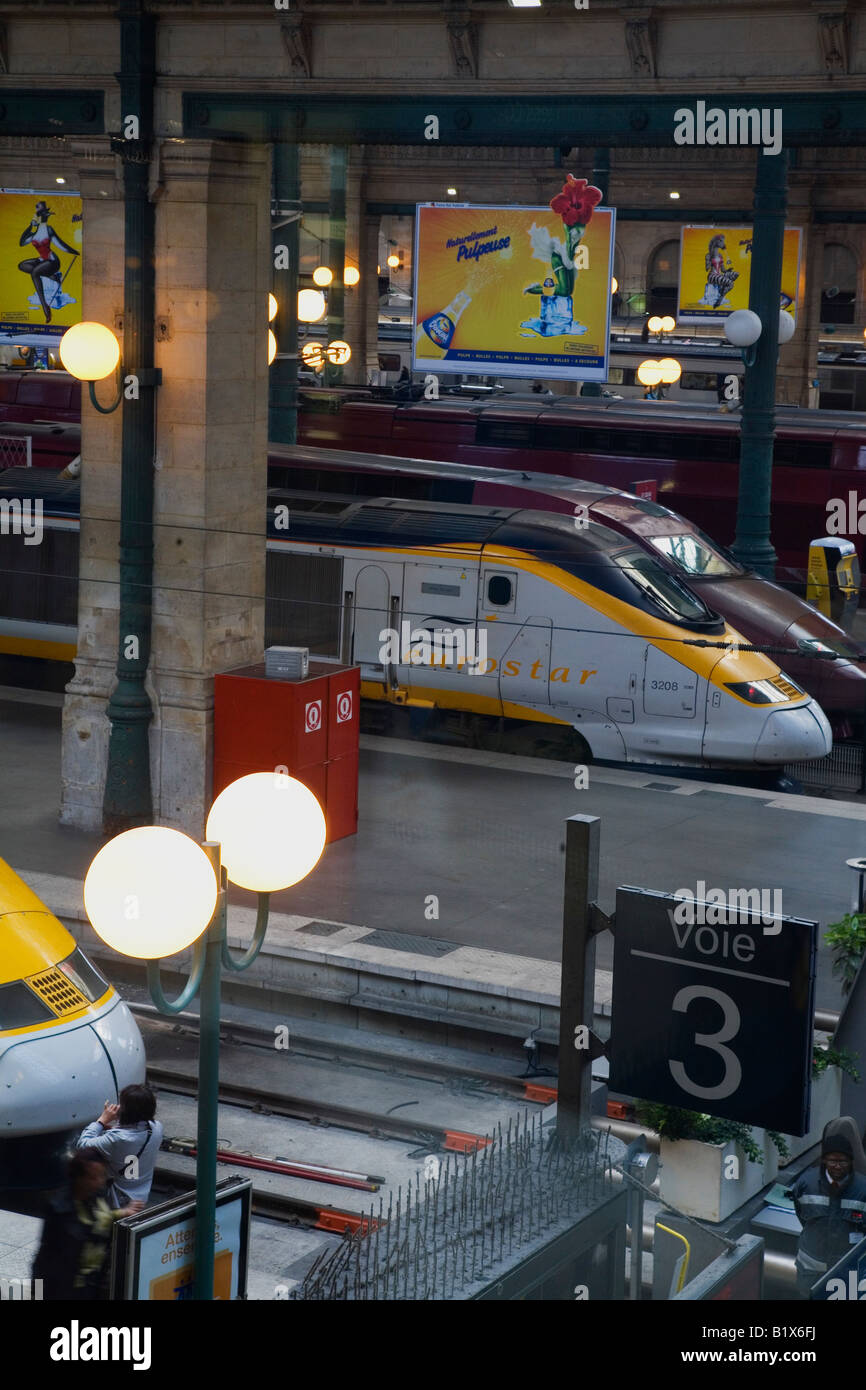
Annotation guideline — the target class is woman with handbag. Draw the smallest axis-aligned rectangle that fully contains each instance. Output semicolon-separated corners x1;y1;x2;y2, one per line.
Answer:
76;1083;163;1208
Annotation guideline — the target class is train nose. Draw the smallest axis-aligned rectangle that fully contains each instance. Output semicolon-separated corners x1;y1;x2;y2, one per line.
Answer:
0;1000;144;1137
753;701;832;764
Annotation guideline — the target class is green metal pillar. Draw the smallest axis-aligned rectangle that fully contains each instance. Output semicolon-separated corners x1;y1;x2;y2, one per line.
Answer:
103;0;156;835
731;151;788;578
193;843;225;1301
591;147;610;203
268;122;300;445
325;146;347;386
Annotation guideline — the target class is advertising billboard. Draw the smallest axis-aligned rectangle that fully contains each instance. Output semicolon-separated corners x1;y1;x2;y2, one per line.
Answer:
413;190;614;382
677;224;801;325
111;1176;252;1301
0;188;83;346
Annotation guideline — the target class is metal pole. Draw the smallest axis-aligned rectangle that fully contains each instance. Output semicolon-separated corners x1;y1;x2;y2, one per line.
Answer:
591;148;610;203
103;0;156;834
556;814;600;1144
325;145;346;386
269;116;300;446
194;841;225;1301
731;150;788;578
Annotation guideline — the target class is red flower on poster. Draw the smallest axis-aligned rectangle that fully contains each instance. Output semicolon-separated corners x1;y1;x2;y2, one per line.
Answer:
549;176;603;228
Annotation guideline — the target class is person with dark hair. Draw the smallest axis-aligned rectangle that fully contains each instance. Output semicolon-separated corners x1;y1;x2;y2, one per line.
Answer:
32;1150;143;1300
786;1133;866;1297
76;1083;163;1208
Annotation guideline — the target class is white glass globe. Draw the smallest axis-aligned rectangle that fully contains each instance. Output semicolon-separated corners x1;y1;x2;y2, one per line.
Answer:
268;329;277;365
312;266;333;288
298;289;326;323
344;266;360;287
778;310;796;344
268;293;278;322
59;322;121;381
660;315;676;332
326;340;351;366
637;360;663;387
84;827;218;960
647;316;662;333
724;309;762;348
658;357;682;384
206;772;327;893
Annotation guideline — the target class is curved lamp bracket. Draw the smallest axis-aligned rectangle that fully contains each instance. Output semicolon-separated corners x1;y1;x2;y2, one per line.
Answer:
146;936;207;1014
221;892;271;972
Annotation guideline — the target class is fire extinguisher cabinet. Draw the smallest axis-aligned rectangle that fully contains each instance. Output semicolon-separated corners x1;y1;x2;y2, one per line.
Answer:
213;661;360;844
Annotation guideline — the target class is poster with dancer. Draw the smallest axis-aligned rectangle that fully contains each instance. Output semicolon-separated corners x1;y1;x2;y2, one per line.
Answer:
0;188;82;345
677;224;801;325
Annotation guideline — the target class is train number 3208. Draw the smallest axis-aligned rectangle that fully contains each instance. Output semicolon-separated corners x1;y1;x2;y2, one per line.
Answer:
650;680;679;691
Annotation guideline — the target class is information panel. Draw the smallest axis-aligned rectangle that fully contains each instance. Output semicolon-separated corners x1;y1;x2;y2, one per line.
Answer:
0;188;82;345
413;199;614;381
111;1176;252;1301
677;224;801;325
609;886;816;1136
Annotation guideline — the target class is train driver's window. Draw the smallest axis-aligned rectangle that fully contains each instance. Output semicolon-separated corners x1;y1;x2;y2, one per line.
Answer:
487;575;512;606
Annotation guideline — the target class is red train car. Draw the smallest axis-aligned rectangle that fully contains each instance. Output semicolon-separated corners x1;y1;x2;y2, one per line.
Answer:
297;392;866;579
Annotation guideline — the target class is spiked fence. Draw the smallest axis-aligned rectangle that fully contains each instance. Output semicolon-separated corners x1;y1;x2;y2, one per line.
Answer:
292;1112;614;1301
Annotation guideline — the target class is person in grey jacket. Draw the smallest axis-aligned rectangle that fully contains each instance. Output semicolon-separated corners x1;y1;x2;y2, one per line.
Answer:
786;1134;866;1297
77;1083;163;1209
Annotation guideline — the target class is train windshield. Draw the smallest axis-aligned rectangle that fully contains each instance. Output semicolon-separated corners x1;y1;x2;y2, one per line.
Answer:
613;548;715;623
649;533;742;578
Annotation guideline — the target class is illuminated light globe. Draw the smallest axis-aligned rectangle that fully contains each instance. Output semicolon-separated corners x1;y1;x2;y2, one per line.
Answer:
637;360;663;387
724;309;762;348
206;772;327;893
268;329;277;365
326;340;351;366
660;315;676;333
312;266;333;288
387;253;399;269
268;293;278;322
344;265;360;287
658;357;682;384
611;277;618;294
298;288;326;323
84;827;218;960
301;342;325;371
59;321;121;382
647;316;662;334
778;310;796;345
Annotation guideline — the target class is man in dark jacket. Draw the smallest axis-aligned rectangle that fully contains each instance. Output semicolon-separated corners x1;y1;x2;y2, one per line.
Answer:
32;1150;143;1299
786;1134;866;1297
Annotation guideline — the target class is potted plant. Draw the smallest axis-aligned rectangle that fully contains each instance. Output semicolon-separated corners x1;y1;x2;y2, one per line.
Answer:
779;1043;861;1165
824;912;866;996
634;1100;789;1223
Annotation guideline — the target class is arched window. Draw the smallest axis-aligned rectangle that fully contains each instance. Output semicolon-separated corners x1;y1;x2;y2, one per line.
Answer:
647;239;681;318
821;242;857;325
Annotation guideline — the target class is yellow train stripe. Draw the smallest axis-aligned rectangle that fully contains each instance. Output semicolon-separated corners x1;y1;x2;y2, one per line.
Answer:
359;678;572;724
0;635;76;661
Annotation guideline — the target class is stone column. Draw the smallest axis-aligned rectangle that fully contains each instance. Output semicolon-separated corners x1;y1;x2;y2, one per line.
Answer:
60;142;125;831
61;138;271;837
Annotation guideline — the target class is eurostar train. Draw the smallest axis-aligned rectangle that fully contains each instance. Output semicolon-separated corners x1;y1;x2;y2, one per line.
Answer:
264;491;831;767
0;467;832;768
0;859;145;1188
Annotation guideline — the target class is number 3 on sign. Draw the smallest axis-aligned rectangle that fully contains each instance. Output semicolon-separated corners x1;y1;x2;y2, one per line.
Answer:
668;985;743;1100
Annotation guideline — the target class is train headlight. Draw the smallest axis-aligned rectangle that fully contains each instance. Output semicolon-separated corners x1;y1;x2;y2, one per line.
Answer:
725;680;797;705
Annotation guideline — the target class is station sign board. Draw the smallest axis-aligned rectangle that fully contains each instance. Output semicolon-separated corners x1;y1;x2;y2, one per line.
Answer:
110;1175;251;1301
0;188;83;346
413;201;614;382
609;886;816;1136
677;224;802;325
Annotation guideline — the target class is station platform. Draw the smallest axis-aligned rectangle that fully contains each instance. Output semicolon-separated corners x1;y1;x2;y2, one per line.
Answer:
3;688;865;1014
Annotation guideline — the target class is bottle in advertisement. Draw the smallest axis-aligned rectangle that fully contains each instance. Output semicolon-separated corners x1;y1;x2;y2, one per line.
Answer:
415;290;472;359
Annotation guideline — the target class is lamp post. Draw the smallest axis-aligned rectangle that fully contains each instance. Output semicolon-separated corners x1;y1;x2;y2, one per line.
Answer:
83;772;327;1300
